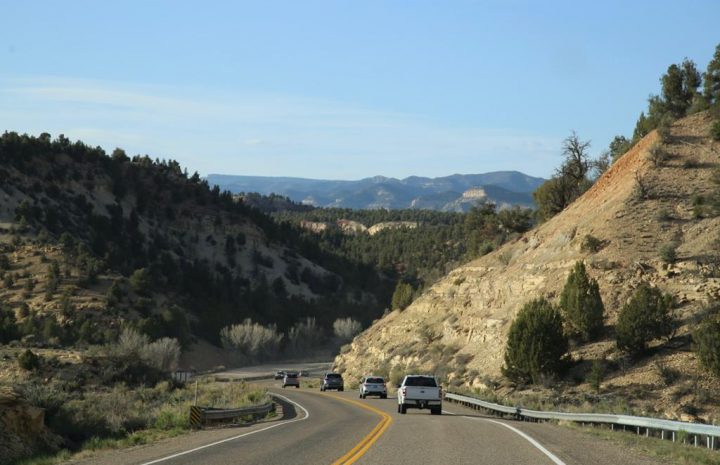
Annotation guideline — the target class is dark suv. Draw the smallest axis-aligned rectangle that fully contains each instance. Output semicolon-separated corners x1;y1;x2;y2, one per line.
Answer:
320;372;344;391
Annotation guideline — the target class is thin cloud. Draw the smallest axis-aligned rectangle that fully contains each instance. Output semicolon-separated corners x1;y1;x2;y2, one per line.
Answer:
0;76;560;179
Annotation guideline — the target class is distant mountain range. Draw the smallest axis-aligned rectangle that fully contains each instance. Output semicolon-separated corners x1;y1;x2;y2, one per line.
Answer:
206;171;546;211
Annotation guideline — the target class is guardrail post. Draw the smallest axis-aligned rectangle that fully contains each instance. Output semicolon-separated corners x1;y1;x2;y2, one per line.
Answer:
190;406;203;428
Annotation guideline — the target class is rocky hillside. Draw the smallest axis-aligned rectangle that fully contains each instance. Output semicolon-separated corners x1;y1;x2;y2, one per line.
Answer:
335;112;720;420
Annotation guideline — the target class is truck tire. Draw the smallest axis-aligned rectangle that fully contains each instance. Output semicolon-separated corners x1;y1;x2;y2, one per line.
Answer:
431;407;441;415
400;404;407;414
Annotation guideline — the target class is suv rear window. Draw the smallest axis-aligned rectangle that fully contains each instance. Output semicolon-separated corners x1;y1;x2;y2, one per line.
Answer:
404;376;437;387
366;377;384;384
326;373;342;379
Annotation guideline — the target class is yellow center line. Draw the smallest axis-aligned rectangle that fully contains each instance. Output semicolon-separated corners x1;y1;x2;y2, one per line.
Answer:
313;392;393;465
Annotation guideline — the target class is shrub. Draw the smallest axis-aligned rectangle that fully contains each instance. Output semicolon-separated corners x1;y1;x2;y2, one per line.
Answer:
712;120;720;141
655;208;672;222
694;316;720;377
655;361;681;386
659;243;678;264
647;143;667;167
616;284;676;356
559;261;604;341
117;327;150;357
587;359;605;393
580;234;602;253
220;319;283;360
391;281;414;311
129;268;152;295
332;317;362;342
18;349;40;371
502;298;568;384
141;338;181;372
656;115;674;143
286;317;322;355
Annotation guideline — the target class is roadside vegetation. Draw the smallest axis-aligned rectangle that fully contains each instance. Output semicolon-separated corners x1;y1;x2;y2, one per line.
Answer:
2;328;268;465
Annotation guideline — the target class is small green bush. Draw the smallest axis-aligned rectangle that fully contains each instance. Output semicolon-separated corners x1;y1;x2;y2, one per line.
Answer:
18;349;41;371
587;359;605;393
655;361;681;386
655;208;672;222
659;243;678;264
648;143;667;167
580;235;603;253
694;316;720;377
616;284;676;356
711;120;720;141
502;298;568;384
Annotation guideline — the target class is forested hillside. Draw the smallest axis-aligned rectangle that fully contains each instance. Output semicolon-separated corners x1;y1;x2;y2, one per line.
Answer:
272;205;534;293
0;133;389;350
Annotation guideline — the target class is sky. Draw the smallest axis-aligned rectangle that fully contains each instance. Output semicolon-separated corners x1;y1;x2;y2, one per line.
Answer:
1;1;719;180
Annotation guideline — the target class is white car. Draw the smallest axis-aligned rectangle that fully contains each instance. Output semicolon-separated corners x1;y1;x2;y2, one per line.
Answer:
359;375;387;399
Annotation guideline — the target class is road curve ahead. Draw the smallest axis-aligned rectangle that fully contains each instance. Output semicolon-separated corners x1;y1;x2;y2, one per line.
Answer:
67;385;667;465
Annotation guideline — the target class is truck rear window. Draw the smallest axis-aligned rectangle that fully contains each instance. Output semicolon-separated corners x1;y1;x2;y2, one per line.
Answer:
404;377;437;387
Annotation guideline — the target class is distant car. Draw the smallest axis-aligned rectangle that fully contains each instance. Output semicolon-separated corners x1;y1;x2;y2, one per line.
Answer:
359;376;387;399
274;370;285;380
299;370;309;377
283;372;300;388
320;372;344;391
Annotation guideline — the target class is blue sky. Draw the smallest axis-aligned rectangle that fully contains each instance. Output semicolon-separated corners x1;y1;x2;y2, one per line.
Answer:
1;1;718;180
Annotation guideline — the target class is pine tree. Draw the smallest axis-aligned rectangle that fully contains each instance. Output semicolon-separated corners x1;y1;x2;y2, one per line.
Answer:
559;261;604;341
502;298;568;384
704;44;720;109
694;316;720;377
616;284;676;356
391;281;414;311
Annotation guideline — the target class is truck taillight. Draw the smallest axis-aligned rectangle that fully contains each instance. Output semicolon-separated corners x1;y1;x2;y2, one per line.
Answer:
401;387;406;396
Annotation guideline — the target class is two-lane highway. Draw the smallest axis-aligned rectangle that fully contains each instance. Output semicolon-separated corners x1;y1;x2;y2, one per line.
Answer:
69;381;668;465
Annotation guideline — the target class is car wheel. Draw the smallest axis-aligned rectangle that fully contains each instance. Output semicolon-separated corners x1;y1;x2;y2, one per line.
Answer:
400;404;407;414
381;394;387;399
431;407;441;415
296;385;299;389
339;387;344;392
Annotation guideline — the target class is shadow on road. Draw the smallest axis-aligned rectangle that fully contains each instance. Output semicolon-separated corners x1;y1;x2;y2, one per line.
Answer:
271;395;299;421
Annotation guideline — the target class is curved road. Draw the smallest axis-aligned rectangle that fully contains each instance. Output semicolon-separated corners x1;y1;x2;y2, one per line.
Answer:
71;382;666;465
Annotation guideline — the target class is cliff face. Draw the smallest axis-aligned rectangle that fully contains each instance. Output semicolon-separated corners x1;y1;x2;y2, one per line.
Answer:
335;113;720;417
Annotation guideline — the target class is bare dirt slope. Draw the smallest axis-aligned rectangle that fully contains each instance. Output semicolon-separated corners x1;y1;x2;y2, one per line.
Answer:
335;112;720;420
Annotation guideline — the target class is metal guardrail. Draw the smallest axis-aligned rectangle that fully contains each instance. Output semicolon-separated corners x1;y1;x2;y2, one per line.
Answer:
445;392;720;449
190;402;274;427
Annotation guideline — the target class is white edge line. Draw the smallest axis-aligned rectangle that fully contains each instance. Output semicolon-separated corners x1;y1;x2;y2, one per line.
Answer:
139;394;310;465
443;409;567;465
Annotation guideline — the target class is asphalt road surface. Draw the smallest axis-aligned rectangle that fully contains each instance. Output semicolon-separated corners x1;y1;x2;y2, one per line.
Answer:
70;382;668;465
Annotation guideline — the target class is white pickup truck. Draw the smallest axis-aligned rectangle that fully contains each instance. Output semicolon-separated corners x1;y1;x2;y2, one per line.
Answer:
397;375;442;415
